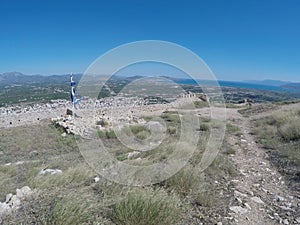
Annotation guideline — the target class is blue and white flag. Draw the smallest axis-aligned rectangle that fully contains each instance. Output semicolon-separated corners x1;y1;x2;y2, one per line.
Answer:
70;74;81;108
70;74;76;86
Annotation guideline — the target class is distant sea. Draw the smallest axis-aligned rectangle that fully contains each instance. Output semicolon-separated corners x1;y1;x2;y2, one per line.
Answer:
218;81;293;92
176;78;295;93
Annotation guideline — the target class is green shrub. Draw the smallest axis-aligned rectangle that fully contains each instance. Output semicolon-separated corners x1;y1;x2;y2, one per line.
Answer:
97;130;117;139
161;113;180;123
199;123;210;131
252;109;300;175
192;183;216;207
278;120;300;141
130;125;149;135
163;165;199;197
193;101;209;108
45;194;98;225
226;123;242;136
96;120;108;127
167;126;177;135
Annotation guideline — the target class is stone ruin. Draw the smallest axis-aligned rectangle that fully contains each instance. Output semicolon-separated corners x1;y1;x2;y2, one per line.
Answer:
51;94;207;138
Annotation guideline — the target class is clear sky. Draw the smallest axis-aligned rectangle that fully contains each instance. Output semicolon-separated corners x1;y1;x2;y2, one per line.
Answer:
0;0;300;81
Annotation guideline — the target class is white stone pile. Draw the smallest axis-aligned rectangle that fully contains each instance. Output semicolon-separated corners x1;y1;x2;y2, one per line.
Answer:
0;186;34;222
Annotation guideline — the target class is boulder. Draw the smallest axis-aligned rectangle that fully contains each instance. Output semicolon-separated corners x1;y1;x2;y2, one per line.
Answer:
229;206;248;214
39;169;62;175
5;194;12;203
16;186;33;200
8;195;21;208
0;202;11;217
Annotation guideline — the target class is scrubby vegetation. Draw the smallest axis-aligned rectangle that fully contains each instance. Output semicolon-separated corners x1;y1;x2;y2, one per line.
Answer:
238;103;279;117
251;109;300;182
111;188;181;225
193;100;209;108
0;112;237;224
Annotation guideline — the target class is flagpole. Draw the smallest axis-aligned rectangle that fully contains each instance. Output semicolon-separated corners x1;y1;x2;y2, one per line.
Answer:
70;72;81;119
70;73;75;119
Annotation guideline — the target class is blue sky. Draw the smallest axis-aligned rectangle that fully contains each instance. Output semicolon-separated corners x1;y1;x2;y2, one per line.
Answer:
0;0;300;81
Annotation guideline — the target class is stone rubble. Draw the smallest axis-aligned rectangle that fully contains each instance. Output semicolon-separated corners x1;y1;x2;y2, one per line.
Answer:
0;186;33;222
0;94;208;137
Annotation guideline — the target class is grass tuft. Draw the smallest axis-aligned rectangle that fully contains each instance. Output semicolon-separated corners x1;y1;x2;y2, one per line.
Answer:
110;188;182;225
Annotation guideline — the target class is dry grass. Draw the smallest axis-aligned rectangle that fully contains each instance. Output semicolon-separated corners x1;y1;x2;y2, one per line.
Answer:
110;188;182;225
163;165;200;197
252;109;300;180
238;104;279;117
0;112;237;224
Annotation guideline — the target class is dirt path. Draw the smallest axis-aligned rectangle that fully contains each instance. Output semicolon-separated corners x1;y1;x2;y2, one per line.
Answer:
224;105;300;225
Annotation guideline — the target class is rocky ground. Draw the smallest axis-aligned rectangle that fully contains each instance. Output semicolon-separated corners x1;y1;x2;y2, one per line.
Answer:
0;99;300;224
224;104;300;225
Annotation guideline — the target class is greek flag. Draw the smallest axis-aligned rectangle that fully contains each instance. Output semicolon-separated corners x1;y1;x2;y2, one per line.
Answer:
70;74;81;108
70;75;76;86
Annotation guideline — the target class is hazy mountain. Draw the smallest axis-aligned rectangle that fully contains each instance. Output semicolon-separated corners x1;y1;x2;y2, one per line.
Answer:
242;79;292;87
0;72;82;86
0;72;42;85
1;72;300;94
281;82;300;92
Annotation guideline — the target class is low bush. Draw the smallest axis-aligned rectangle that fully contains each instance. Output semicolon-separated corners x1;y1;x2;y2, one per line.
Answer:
97;130;117;139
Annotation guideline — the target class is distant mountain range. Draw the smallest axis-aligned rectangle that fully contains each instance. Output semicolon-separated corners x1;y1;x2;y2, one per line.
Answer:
1;72;300;93
0;72;82;86
242;79;300;92
242;79;292;87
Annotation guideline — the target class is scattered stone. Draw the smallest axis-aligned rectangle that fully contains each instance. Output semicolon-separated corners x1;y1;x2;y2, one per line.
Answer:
29;150;38;157
236;197;243;204
275;195;285;202
0;202;11;217
39;168;62;175
0;186;34;221
61;132;67;137
217;222;222;225
5;194;12;203
251;196;265;204
283;218;289;225
127;151;140;159
230;179;239;184
16;186;33;200
295;218;300;223
279;206;293;211
268;214;274;220
94;176;100;183
234;190;248;198
244;202;252;210
253;183;260;188
284;202;292;208
9;195;21;208
229;206;248;214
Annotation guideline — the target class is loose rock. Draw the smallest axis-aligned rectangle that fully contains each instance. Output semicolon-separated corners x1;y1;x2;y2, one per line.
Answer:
39;168;62;175
229;206;248;214
251;196;265;204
